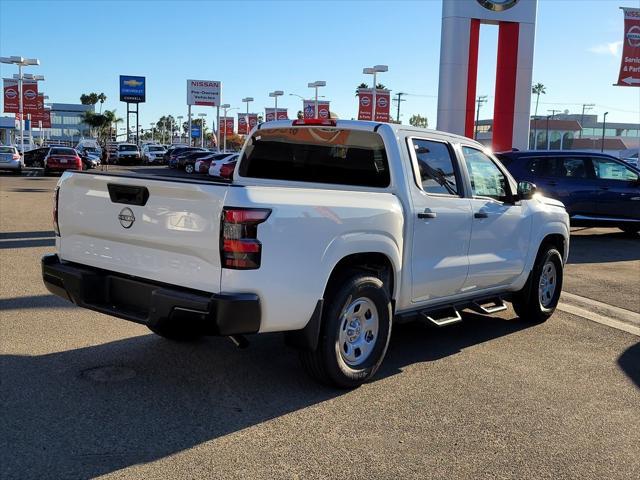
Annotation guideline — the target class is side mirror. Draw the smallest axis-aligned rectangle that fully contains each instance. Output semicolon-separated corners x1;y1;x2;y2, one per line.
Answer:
517;181;537;200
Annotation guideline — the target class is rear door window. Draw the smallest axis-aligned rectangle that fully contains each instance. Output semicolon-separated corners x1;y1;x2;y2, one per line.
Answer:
409;138;460;195
240;128;390;188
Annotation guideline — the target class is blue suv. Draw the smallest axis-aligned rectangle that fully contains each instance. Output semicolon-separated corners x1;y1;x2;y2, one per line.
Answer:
496;151;640;234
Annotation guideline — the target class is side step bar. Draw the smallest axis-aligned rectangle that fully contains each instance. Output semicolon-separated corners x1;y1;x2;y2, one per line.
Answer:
421;306;462;327
471;297;508;315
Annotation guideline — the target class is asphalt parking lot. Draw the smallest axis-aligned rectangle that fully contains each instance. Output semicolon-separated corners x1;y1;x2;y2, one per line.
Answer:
1;169;638;479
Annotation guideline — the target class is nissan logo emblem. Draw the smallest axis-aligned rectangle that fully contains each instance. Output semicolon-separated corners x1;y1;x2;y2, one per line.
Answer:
378;97;388;108
118;207;135;229
24;90;37;100
476;0;519;12
361;96;371;107
5;89;17;99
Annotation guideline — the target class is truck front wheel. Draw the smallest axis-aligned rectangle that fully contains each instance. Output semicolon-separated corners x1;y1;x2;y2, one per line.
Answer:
512;245;563;323
299;273;392;388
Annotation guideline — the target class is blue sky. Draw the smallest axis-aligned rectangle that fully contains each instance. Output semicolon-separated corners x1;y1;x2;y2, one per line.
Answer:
1;0;639;129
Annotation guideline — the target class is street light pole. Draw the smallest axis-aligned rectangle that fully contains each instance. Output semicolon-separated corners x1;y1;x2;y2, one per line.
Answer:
601;112;609;153
242;97;254;135
363;65;388;121
1;56;40;154
150;122;155;142
307;81;326;118
268;91;284;121
474;95;487;140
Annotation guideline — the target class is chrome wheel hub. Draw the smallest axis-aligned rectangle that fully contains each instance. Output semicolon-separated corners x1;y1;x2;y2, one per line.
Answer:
337;297;379;367
538;261;557;308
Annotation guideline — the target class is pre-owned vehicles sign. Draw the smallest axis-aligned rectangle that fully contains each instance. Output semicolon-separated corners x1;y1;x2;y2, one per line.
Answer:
187;79;221;106
120;76;146;103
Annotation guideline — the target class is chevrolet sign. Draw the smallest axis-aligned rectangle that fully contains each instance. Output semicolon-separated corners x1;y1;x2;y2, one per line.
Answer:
120;75;146;103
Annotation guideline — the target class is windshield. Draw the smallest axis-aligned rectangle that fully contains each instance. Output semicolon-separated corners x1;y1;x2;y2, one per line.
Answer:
119;145;138;152
0;146;15;154
149;146;164;152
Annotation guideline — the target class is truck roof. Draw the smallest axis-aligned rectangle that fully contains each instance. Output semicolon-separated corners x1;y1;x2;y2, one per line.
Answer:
256;119;485;148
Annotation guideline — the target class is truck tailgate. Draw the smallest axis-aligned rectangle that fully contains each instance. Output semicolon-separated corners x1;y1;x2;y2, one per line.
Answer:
57;172;229;294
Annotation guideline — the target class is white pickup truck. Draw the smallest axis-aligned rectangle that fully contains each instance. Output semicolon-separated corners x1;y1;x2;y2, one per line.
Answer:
42;119;570;388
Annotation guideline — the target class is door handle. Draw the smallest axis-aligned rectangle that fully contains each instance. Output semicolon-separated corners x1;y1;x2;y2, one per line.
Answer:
418;209;437;219
474;211;488;219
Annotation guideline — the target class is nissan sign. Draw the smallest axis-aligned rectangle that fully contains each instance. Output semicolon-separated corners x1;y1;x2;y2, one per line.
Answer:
187;79;221;106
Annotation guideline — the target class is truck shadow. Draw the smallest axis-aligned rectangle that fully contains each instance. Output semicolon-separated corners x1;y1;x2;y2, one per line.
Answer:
1;312;529;479
568;230;639;264
617;342;640;388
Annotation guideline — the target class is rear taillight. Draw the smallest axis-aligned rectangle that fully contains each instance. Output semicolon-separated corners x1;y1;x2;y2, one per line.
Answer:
12;153;20;160
53;186;60;236
75;155;82;168
220;207;271;269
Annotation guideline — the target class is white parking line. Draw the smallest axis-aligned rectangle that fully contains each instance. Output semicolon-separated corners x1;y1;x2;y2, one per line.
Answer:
559;291;640;337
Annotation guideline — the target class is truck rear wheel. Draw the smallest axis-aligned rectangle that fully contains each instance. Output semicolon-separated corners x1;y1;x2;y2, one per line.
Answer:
512;245;563;324
299;273;392;388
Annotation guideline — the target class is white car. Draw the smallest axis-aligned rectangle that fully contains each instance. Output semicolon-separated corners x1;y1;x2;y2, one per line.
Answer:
208;153;238;177
43;119;570;388
142;144;166;164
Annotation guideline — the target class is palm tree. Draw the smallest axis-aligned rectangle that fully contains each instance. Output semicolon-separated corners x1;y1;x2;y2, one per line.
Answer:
103;110;123;141
355;82;368;95
531;82;546;148
97;93;107;113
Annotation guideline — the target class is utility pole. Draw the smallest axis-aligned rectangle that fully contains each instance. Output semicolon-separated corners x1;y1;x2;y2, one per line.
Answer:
547;109;561;119
579;103;595;138
474;95;487;139
393;92;406;123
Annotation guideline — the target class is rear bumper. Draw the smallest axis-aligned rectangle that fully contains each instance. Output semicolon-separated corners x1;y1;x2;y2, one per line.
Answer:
0;160;22;170
41;254;261;336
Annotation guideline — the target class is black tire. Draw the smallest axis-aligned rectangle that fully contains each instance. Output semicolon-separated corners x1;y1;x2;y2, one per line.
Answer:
512;245;563;324
185;163;195;174
35;160;44;168
147;321;202;342
299;272;392;389
619;225;640;235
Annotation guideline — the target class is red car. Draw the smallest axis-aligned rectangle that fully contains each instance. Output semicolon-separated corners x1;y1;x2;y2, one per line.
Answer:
219;159;237;180
44;147;83;174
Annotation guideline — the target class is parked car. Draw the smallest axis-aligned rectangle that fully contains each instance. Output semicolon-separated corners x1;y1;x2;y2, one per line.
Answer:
115;144;141;165
23;147;49;168
78;150;99;169
43;119;570;388
0;145;23;173
181;150;216;173
496;150;640;234
195;153;231;174
142;144;166;164
43;147;82;174
167;147;204;168
622;152;639;169
219;159;238;180
208;154;239;178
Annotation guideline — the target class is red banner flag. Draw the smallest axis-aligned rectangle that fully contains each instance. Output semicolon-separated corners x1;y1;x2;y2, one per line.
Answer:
374;89;391;122
303;100;330;119
22;80;39;114
42;109;51;129
248;113;259;130
3;79;19;113
220;116;234;135
616;7;640;86
357;88;374;120
265;108;288;121
30;94;45;123
238;113;248;134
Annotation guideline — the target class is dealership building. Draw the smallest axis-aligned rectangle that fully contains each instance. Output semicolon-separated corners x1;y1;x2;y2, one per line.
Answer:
475;113;640;157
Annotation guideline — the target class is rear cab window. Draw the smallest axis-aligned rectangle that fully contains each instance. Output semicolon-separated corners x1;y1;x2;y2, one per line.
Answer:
0;146;16;154
51;148;76;155
239;127;390;188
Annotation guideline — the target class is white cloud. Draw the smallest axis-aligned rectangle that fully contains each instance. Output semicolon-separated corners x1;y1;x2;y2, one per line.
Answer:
588;41;623;57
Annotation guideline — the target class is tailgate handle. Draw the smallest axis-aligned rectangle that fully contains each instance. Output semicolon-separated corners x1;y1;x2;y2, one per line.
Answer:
107;184;149;206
